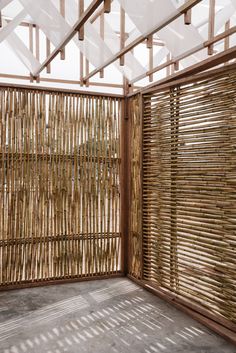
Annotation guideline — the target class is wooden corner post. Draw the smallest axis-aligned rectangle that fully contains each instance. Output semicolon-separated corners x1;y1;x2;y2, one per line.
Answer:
120;97;130;275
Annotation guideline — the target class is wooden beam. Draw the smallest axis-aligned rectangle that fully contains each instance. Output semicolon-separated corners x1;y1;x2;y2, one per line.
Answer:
0;76;125;96
128;275;236;345
60;0;66;59
104;0;111;13
83;0;202;81
131;45;236;96
32;0;104;78
208;0;215;55
120;6;125;66
79;0;84;41
130;25;236;84
1;273;124;292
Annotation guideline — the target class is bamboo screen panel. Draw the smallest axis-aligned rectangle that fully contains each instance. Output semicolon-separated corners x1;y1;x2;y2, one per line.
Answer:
143;70;236;324
129;95;142;278
0;88;122;287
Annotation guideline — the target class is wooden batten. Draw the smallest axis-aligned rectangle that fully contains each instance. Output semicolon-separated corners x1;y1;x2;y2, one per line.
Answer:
29;24;34;82
208;0;215;55
46;38;51;74
174;61;179;71
184;7;191;25
146;35;153;49
80;52;84;86
120;6;125;66
104;0;111;13
224;21;230;51
35;25;40;82
100;12;105;77
85;59;89;87
79;0;84;41
60;0;66;58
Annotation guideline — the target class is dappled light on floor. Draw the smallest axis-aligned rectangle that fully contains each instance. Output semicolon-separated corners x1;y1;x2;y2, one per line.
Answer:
0;279;235;353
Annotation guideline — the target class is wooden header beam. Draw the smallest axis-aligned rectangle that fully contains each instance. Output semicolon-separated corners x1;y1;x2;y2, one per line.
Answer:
82;0;202;81
128;45;236;97
32;0;104;78
130;25;236;84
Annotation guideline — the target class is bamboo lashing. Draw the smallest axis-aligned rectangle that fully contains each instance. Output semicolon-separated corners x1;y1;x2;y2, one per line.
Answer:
0;88;122;287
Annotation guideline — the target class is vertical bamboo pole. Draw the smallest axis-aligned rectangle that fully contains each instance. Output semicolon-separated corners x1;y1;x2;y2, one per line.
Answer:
120;97;130;274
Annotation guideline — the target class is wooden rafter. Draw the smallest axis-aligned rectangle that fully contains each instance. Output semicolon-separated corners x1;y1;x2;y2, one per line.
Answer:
82;0;202;81
130;25;236;84
31;0;104;78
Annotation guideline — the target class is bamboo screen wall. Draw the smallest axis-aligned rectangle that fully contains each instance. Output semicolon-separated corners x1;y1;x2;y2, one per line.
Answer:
127;69;236;327
142;69;236;325
129;96;142;278
0;88;122;287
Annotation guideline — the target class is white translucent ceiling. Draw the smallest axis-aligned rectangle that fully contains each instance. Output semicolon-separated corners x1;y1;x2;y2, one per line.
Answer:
0;0;236;93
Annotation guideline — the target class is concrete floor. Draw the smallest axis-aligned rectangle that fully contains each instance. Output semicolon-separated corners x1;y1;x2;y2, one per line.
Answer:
0;278;235;353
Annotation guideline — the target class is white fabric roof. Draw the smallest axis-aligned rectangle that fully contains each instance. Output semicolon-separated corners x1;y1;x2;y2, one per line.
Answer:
0;0;235;93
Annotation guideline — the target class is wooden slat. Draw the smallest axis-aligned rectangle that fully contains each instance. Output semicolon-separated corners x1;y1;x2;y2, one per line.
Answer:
208;0;215;55
60;0;66;59
104;0;111;13
120;6;125;66
100;12;104;77
79;0;84;41
46;38;51;74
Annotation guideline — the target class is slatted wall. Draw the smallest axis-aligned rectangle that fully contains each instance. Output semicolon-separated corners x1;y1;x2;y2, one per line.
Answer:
142;69;236;325
0;88;122;287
